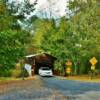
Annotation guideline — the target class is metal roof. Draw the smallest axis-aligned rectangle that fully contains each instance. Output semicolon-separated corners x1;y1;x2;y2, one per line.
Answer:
25;53;42;58
25;52;57;60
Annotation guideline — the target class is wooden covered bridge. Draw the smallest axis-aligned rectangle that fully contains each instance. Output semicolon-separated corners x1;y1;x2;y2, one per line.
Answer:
25;53;57;75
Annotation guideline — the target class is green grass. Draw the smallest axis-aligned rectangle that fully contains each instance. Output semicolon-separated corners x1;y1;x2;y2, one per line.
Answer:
0;76;36;83
0;77;20;82
66;76;100;83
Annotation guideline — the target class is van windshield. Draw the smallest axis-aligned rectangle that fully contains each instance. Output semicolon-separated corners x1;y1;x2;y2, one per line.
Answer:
41;67;50;70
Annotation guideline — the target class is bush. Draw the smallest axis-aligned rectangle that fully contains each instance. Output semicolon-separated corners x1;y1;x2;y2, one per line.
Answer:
11;62;28;78
54;60;65;76
0;69;12;77
11;69;29;78
11;69;21;78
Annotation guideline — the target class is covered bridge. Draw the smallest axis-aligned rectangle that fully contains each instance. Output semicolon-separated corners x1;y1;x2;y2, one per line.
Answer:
25;53;57;75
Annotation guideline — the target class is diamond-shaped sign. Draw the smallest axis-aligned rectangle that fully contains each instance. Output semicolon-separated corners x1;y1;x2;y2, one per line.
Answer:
66;61;72;66
90;57;97;65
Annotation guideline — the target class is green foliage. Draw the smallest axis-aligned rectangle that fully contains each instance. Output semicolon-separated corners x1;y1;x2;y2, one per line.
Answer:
0;30;28;68
0;66;12;77
0;1;32;76
7;0;37;20
33;0;100;75
54;60;65;76
11;63;28;78
0;0;99;77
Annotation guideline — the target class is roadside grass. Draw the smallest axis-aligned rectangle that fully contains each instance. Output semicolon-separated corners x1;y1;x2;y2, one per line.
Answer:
0;77;20;82
57;75;100;83
66;75;100;83
0;76;36;83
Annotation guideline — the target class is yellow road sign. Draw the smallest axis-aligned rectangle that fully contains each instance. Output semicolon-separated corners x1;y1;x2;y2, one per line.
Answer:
89;57;97;65
66;67;71;74
66;61;72;66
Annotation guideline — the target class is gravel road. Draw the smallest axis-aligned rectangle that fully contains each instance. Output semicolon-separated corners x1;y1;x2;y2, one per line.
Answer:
0;76;100;100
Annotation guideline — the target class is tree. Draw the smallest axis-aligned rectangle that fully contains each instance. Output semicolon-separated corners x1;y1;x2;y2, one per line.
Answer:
6;0;38;30
67;0;100;74
0;0;32;76
39;0;100;75
7;0;37;19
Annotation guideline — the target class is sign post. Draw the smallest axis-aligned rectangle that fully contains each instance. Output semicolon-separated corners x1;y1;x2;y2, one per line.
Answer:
89;57;97;79
66;60;72;76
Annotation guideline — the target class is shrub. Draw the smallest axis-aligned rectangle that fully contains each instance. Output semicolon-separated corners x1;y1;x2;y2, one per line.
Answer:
11;69;21;78
0;69;12;77
54;60;65;76
11;62;29;78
